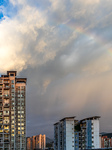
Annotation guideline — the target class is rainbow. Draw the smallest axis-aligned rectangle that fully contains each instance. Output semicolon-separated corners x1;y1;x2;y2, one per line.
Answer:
55;18;112;55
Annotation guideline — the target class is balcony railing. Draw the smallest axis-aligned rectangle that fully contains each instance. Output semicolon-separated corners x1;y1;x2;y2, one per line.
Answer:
4;139;9;143
0;121;3;124
3;113;9;116
4;103;9;107
0;81;3;84
0;143;3;147
4;81;9;84
3;120;9;124
0;95;2;98
0;113;3;116
4;95;10;99
4;86;10;89
4;130;9;134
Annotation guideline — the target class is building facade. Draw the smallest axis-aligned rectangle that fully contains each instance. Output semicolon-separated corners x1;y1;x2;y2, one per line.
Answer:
54;117;75;150
75;116;100;150
0;71;27;150
26;134;46;150
27;137;33;150
54;116;100;150
100;133;112;148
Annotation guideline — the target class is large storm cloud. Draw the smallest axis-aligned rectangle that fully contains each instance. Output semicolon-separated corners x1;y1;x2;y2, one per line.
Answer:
0;0;112;138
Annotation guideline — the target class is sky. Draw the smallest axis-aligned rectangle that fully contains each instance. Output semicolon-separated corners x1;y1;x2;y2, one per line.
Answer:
0;0;112;138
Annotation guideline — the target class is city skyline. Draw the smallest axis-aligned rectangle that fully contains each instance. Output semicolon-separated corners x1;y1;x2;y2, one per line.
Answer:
0;0;112;138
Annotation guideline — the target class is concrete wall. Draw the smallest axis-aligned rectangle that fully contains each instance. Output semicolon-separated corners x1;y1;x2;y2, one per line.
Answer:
92;120;100;149
65;119;74;150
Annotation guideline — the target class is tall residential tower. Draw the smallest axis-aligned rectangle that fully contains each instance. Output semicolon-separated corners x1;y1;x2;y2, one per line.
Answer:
54;117;75;150
0;71;27;150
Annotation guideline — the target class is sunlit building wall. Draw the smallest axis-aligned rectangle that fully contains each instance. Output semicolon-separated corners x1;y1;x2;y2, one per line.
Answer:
35;134;46;149
27;134;46;150
26;137;32;150
0;71;27;150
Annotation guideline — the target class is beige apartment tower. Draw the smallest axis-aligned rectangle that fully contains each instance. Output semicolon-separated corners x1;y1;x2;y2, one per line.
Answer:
0;71;27;150
27;134;46;150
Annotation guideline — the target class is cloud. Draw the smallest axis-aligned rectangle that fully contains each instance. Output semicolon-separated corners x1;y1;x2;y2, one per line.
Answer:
0;1;47;73
0;0;112;138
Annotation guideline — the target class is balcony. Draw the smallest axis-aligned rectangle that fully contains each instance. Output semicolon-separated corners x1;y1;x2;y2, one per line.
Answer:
4;130;9;134
0;103;2;107
4;86;10;90
0;112;3;116
0;80;3;85
4;144;9;149
0;130;3;133
3;113;9;116
4;81;9;84
0;143;3;148
4;126;9;130
4;95;10;99
0;86;3;90
0;121;3;124
3;120;9;125
4;104;10;108
4;139;9;143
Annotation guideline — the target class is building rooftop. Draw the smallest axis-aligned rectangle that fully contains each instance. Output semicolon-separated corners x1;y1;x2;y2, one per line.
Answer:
60;116;75;121
7;71;17;76
54;122;59;125
80;116;100;122
100;133;112;138
16;78;27;84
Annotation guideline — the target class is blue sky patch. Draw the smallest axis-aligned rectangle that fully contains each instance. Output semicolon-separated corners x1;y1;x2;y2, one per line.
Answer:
0;11;3;19
0;0;18;19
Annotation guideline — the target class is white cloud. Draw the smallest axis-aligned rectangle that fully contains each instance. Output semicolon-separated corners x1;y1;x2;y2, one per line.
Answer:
9;0;26;5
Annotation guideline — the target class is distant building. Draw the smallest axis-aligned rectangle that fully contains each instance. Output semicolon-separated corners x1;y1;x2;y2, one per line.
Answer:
54;116;100;150
100;133;112;148
27;134;46;150
27;137;33;150
46;137;54;149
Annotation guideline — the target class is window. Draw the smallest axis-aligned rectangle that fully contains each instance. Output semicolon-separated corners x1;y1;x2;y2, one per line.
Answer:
0;80;3;83
11;85;14;88
11;80;14;84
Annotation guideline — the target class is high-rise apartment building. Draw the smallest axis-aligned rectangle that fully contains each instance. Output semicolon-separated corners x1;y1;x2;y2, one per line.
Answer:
54;117;75;150
54;116;100;150
26;137;33;150
75;116;100;149
26;134;46;150
0;71;27;150
35;134;46;149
